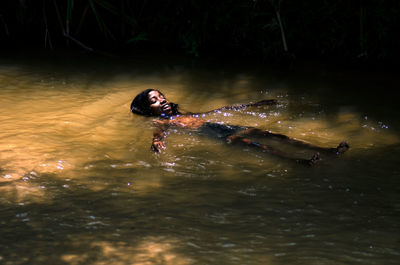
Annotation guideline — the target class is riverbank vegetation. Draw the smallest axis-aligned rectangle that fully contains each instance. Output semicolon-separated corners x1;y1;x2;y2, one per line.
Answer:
1;0;399;64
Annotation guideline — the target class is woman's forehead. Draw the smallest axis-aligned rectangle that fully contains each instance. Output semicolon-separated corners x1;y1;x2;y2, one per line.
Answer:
148;90;164;98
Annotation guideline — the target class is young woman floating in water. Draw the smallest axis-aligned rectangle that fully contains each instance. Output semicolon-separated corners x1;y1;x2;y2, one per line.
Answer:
130;89;349;166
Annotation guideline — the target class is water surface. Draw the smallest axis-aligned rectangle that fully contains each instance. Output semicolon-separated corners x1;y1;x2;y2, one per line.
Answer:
0;53;399;265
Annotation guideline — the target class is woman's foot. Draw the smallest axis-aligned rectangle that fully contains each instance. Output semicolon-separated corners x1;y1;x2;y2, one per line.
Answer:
299;152;320;166
335;141;349;155
308;152;321;166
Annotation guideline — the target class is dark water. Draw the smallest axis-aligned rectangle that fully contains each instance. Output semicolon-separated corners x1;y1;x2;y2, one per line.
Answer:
0;52;399;265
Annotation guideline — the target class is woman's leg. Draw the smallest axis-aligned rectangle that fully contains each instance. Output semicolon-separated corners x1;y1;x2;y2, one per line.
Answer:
239;128;349;155
226;134;320;166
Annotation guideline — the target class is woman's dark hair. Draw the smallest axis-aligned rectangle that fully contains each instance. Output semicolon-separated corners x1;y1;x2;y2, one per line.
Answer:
130;89;180;116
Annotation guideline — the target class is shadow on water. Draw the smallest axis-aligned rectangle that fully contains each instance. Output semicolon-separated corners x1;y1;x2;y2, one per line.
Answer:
1;143;400;265
1;51;400;264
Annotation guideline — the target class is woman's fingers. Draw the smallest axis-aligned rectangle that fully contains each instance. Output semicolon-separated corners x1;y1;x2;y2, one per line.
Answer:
151;140;165;153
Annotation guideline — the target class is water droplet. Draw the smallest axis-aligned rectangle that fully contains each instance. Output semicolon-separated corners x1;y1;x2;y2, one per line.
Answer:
16;212;28;218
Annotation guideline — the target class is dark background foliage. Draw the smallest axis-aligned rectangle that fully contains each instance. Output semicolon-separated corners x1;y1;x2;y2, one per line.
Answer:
1;0;399;63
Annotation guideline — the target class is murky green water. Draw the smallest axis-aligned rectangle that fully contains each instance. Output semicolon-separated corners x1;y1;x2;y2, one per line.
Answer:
1;52;399;265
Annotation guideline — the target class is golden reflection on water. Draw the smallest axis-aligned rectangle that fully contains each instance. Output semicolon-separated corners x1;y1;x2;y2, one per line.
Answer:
0;63;399;204
60;237;194;265
59;236;276;265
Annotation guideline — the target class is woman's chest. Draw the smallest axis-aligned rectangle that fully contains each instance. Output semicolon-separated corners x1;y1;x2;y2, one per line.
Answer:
168;116;204;129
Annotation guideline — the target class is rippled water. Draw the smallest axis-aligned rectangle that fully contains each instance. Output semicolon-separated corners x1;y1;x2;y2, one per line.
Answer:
0;52;399;265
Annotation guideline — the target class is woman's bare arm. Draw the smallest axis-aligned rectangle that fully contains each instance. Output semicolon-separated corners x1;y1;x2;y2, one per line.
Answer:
202;99;278;114
151;120;169;153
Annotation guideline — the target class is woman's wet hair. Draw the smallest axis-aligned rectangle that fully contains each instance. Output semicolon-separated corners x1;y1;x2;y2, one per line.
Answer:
130;89;180;117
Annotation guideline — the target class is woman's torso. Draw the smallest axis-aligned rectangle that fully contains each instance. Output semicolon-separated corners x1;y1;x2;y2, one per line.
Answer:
159;114;248;139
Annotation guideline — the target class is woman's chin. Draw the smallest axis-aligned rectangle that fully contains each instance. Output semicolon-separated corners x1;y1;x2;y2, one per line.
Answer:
162;108;172;115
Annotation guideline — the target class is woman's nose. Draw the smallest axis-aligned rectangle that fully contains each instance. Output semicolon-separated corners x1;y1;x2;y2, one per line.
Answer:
160;98;166;104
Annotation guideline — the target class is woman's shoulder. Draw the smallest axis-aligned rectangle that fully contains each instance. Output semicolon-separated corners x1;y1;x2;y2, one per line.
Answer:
163;114;205;129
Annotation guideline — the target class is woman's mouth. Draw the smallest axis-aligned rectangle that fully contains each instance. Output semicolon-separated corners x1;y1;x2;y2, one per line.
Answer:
162;104;171;112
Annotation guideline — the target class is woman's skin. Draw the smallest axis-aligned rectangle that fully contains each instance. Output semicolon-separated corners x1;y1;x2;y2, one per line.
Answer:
148;90;213;152
145;90;349;165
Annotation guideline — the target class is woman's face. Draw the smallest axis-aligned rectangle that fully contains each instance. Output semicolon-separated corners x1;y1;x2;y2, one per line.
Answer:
148;90;172;116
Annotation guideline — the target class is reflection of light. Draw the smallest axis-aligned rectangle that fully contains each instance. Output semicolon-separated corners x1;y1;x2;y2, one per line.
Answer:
60;237;194;265
57;160;64;170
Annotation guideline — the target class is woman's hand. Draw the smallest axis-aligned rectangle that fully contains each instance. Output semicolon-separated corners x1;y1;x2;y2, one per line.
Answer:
151;138;165;153
151;122;168;153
